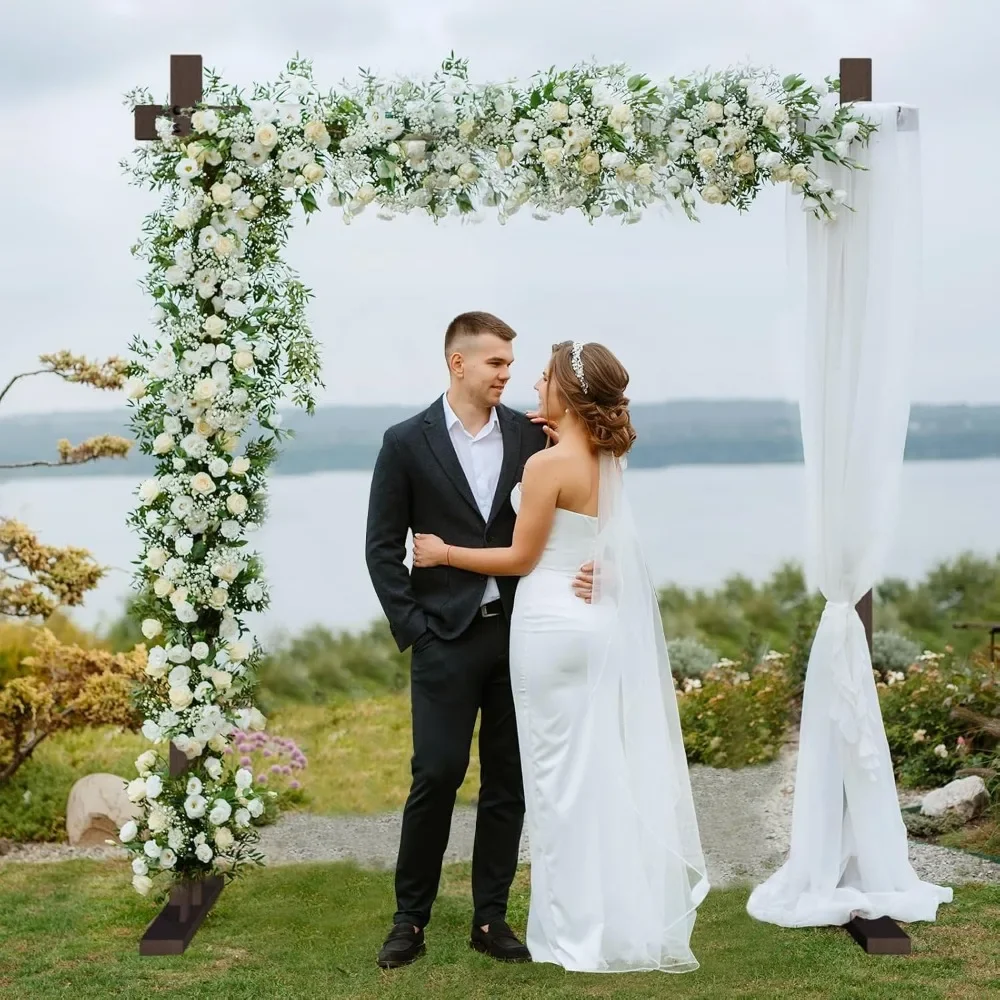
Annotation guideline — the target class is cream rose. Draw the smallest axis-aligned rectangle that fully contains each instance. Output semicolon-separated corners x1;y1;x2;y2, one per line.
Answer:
145;547;168;571
192;378;217;402
704;101;725;122
190;472;217;495
696;148;718;168
215;826;235;850
153;577;174;599
202;315;226;339
789;163;810;185
548;101;570;122
579;151;601;175
230;456;251;476
304;120;331;147
226;493;249;517
169;685;194;710
635;163;654;186
211;183;232;207
302;162;325;184
734;152;756;175
608;103;634;130
255;124;278;149
496;145;514;169
152;433;174;455
141;618;162;640
214;236;236;259
700;184;726;205
542;147;563;168
772;164;792;182
212;670;233;692
458;119;476;140
209;588;230;610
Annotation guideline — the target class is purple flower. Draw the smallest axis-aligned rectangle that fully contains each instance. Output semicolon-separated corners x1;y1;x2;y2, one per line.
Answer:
289;781;301;791
257;773;268;785
281;765;292;776
240;756;252;767
270;764;282;774
262;749;273;758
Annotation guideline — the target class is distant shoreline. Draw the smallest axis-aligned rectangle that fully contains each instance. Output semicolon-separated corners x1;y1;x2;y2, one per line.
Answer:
2;400;999;480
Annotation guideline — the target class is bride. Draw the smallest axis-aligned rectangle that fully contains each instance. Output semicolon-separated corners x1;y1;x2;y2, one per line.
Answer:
412;340;708;973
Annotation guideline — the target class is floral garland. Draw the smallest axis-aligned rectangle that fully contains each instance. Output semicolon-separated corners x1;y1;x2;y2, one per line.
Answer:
119;54;874;896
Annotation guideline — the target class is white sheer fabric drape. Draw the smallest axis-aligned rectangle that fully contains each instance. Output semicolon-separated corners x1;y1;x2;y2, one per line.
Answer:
748;104;953;927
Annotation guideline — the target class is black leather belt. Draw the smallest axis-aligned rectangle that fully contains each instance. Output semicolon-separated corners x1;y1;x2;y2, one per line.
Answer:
479;599;503;619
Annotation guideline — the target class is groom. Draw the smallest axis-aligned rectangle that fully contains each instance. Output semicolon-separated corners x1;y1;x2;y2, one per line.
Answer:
365;311;592;969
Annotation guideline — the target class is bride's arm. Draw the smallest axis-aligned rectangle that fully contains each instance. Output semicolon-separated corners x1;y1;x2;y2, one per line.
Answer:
413;457;559;576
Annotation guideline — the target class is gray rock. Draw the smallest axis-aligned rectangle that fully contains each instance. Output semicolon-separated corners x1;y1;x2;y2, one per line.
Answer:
920;776;990;824
65;773;140;846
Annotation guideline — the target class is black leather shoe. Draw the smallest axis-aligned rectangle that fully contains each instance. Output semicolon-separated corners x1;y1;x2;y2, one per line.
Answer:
377;922;425;969
470;921;531;962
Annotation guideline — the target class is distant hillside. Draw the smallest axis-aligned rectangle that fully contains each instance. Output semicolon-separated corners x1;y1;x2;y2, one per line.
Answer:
1;400;999;480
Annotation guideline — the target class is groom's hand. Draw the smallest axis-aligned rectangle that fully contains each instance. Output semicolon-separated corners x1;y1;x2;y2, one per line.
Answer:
526;410;558;445
573;561;594;603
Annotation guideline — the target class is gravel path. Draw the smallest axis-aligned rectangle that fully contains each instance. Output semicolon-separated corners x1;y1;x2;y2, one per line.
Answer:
5;742;998;886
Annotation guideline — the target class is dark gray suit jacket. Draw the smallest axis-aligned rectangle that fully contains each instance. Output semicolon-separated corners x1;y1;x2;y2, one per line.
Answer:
365;399;546;652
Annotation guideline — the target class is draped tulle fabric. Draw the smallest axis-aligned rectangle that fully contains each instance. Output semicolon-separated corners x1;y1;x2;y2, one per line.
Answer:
509;454;708;972
747;104;953;927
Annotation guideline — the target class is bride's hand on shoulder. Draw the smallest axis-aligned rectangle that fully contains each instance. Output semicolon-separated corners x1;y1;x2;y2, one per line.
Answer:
526;409;559;444
413;533;449;568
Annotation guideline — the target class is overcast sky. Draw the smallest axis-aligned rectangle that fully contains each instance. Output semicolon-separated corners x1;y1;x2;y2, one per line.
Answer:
1;0;996;415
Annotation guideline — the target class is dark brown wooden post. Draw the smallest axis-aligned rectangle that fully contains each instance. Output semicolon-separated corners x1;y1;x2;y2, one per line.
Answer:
837;56;912;957
134;54;225;957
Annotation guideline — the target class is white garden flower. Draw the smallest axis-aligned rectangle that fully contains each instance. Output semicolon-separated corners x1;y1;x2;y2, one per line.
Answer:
119;820;138;843
204;756;224;781
195;843;214;864
209;799;233;825
145;775;163;799
202;315;227;339
209;588;230;610
247;797;265;819
255;124;279;148
159;848;178;869
187;775;203;796
235;768;253;791
192;642;210;661
148;807;169;833
125;378;149;401
232;351;255;372
235;808;252;829
226;493;249;517
244;581;264;603
145;547;168;572
141;720;164;743
168;663;191;686
512;120;535;143
131;857;148;875
132;875;153;896
152;433;175;456
143;839;162;859
175;157;201;180
191;109;220;133
208;457;230;479
145;646;168;678
190;472;217;496
185;794;208;819
141;618;162;640
135;751;156;775
174;535;194;557
230;456;251;476
220;520;242;541
169;685;194;710
211;670;233;693
214;826;235;850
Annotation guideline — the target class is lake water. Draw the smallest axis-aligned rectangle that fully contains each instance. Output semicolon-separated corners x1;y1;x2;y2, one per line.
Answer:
3;460;998;639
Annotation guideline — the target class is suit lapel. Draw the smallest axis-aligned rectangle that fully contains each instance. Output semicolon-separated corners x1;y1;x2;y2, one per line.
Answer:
423;399;483;521
487;405;521;527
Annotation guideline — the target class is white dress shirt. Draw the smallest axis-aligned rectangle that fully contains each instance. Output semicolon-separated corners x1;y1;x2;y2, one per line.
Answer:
441;393;503;605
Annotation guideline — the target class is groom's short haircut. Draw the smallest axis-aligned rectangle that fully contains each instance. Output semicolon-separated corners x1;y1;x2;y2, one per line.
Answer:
444;312;517;355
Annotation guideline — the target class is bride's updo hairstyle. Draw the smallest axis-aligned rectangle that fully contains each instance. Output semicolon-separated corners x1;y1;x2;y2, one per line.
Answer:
549;341;637;459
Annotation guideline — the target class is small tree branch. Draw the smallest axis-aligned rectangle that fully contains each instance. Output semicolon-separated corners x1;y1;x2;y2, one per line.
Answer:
0;369;50;409
0;455;120;471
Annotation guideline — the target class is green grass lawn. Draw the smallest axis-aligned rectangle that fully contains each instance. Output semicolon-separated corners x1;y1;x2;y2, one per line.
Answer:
0;861;998;1000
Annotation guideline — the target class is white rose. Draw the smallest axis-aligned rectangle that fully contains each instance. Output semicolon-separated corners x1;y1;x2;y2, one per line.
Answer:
145;775;163;799
579;151;601;175
304;120;331;147
457;162;480;184
211;670;233;693
143;839;162;860
195;843;214;864
356;184;377;206
248;707;266;732
209;799;233;825
608;104;634;130
229;456;251;476
152;433;175;456
168;663;191;686
145;547;168;572
219;616;240;641
214;236;236;259
247;797;265;819
209;588;230;610
789;163;810;185
131;858;148;876
187;776;203;797
174;535;194;557
635;163;654;185
125;378;148;401
185;794;208;819
202;315;227;339
207;457;229;479
494;92;514;115
158;848;177;869
126;777;147;803
541;147;563;168
214;826;235;850
152;578;173;601
145;647;168;679
232;351;254;372
235;768;253;791
235;808;252;829
132;875;154;896
696;147;718;168
147;807;169;833
548;101;570;123
119;819;138;843
188;642;209;662
224;299;248;319
221;520;242;541
211;183;233;207
724;100;741;118
255;124;278;148
764;103;789;129
704;101;725;122
190;472;216;495
302;162;325;184
192;378;218;403
141;719;163;742
135;750;156;775
141;618;162;640
734;152;756;175
244;581;264;603
169;686;194;710
227;638;252;662
226;493;249;517
840;121;860;143
700;184;727;205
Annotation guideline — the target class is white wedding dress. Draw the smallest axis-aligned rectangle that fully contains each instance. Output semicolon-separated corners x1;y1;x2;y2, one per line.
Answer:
508;455;708;973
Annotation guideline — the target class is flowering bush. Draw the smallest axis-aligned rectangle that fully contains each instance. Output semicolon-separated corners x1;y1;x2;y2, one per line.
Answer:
667;637;719;680
677;651;794;768
116;53;875;893
879;650;1000;789
871;629;922;680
